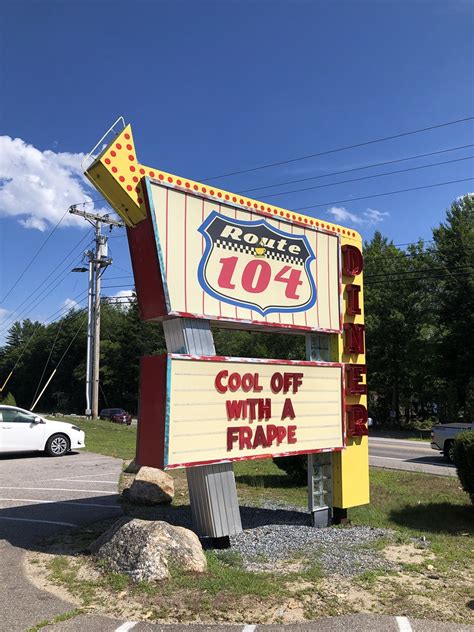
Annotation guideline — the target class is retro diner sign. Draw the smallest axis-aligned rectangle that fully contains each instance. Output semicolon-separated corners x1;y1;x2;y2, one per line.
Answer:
137;177;341;331
137;354;344;469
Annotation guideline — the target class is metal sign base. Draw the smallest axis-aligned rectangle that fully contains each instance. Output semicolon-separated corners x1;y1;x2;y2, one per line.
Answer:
163;318;242;539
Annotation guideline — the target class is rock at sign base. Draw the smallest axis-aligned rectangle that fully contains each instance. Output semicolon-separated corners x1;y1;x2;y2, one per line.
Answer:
128;466;174;505
123;459;141;474
91;518;207;582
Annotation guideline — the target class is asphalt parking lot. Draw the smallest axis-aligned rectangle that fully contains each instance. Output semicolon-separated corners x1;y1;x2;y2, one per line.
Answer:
0;450;123;632
0;450;123;547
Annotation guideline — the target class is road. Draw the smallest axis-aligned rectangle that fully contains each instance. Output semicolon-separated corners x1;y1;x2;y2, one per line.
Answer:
369;436;456;476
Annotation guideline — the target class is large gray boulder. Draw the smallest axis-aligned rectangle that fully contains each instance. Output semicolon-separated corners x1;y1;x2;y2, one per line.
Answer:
127;466;174;505
92;518;207;582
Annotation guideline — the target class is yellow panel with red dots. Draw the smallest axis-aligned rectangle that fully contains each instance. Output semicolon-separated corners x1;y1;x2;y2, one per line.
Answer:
84;124;362;242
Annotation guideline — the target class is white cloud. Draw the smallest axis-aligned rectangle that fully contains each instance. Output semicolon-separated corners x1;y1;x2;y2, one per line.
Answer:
327;206;389;227
108;289;135;310
62;298;80;312
0;136;107;231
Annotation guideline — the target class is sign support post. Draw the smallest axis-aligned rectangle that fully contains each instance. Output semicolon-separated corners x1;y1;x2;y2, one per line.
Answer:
306;333;333;527
162;318;242;541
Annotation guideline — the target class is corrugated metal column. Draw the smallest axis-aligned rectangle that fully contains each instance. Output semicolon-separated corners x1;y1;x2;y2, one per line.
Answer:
306;333;333;527
163;318;242;540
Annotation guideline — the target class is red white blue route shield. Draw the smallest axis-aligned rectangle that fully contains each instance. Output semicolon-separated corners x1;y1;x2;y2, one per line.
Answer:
197;211;317;316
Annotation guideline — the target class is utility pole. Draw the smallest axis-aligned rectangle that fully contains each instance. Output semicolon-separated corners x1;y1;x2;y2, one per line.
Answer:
69;206;124;418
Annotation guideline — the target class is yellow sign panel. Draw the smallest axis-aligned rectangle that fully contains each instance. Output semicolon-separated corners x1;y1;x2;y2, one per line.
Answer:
164;355;344;469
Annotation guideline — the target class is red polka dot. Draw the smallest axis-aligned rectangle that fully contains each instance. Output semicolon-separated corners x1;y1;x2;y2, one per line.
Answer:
133;176;138;183
254;203;258;208
159;174;164;180
232;197;237;202
260;205;265;210
126;144;133;151
110;151;116;157
194;185;199;190
202;187;207;193
352;232;356;237
247;201;251;207
105;158;111;165
217;192;222;197
124;133;130;140
304;218;308;223
112;167;117;173
280;211;284;216
315;222;319;227
168;177;173;183
310;220;314;225
210;189;214;195
138;197;143;204
337;228;340;233
342;230;346;234
119;176;125;182
177;179;182;185
292;214;296;219
286;213;290;218
149;171;155;177
185;182;191;188
225;195;230;200
239;199;244;204
116;143;122;149
273;209;278;214
127;155;134;161
332;226;335;231
298;216;302;221
129;165;135;172
140;168;145;175
126;185;132;191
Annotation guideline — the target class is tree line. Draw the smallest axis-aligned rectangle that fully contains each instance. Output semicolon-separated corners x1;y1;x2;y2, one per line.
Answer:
1;195;472;427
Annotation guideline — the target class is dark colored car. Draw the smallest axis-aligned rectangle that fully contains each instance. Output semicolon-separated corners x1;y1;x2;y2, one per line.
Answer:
99;408;132;425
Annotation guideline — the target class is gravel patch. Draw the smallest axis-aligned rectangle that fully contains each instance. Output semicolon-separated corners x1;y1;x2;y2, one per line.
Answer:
214;501;396;576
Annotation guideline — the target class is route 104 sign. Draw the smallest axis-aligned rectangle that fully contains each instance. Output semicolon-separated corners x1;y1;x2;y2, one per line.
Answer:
198;212;317;317
129;178;342;333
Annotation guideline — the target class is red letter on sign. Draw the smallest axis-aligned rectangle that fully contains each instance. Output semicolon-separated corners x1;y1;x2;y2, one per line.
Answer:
344;323;365;355
346;404;368;437
342;245;363;276
215;370;228;393
346;284;361;315
346;364;367;395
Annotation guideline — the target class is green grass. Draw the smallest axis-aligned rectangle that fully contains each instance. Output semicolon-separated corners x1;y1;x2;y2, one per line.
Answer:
52;415;137;460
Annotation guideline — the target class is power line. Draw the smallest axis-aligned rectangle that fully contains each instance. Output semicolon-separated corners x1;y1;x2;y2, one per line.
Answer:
294;177;474;211
364;264;474;280
365;270;473;285
0;230;93;332
202;115;474;181
239;144;474;195
259;156;474;200
1;208;70;303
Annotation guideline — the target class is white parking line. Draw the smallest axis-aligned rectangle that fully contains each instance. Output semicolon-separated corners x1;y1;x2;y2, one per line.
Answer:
0;497;122;509
0;516;77;527
396;616;413;632
115;622;138;632
49;471;119;480
0;486;117;494
242;626;256;632
52;479;118;484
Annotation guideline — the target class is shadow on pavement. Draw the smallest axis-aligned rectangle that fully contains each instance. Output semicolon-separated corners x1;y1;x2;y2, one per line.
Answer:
0;450;83;461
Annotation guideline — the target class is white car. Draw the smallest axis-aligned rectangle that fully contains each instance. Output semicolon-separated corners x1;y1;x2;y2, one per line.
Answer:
0;405;85;457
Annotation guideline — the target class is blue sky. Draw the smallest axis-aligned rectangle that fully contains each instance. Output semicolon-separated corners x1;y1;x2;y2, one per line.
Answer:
1;0;473;340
